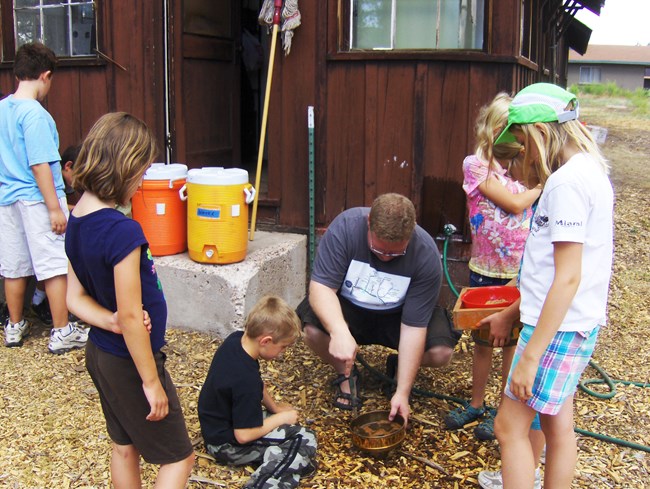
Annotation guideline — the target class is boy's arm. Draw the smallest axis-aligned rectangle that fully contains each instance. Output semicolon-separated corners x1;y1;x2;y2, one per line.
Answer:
114;247;168;421
233;409;298;445
262;383;293;413
31;163;67;234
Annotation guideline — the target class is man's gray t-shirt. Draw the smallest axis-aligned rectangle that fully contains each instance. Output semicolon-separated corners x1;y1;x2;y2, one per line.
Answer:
311;207;442;328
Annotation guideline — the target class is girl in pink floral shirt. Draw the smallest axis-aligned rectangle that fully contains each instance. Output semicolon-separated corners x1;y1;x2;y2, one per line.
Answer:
444;93;542;442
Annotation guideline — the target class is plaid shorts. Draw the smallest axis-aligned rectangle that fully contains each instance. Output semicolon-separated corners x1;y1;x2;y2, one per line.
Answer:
505;323;600;415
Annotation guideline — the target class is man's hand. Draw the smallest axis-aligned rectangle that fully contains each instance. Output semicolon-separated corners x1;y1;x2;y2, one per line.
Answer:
328;330;358;376
389;391;410;425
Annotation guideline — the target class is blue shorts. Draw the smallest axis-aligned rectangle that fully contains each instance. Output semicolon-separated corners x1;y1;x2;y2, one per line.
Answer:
505;324;600;415
469;271;512;288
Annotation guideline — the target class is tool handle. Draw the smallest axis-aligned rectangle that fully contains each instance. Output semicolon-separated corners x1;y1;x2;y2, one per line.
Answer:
273;0;282;25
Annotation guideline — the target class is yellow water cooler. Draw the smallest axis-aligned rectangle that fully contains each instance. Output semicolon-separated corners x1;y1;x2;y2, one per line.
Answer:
181;167;255;264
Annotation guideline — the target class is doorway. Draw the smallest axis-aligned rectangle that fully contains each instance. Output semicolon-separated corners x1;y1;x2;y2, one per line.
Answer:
166;0;267;194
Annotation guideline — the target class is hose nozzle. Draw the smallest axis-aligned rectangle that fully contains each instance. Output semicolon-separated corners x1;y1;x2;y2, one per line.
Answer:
443;223;457;236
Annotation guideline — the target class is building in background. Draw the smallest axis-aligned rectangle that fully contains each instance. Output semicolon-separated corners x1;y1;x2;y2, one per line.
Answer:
568;45;650;90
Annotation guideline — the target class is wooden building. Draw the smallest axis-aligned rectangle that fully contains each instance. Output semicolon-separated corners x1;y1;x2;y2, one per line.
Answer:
0;0;600;243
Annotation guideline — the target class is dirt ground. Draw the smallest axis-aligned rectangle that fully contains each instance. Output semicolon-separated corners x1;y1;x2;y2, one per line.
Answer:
1;97;648;488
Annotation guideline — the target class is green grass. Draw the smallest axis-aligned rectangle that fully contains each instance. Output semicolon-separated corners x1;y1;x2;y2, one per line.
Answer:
569;83;650;116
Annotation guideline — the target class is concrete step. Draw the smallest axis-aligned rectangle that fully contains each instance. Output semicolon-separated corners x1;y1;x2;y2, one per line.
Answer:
155;231;307;338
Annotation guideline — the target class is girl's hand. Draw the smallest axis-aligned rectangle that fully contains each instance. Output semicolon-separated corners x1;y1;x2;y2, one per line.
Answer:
509;355;538;401
481;311;513;347
143;381;169;421
110;309;152;334
142;309;152;333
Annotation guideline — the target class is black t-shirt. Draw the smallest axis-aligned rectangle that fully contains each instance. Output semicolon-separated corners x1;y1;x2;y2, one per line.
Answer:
198;331;264;445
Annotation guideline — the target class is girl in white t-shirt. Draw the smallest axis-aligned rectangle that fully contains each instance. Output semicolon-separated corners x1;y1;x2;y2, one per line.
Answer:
492;83;613;488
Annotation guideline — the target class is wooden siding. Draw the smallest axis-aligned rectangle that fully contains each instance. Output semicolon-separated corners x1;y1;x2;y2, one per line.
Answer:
0;0;572;241
265;0;552;238
0;2;166;160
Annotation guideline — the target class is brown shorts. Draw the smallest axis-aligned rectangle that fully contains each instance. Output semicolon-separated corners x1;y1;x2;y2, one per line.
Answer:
85;341;193;465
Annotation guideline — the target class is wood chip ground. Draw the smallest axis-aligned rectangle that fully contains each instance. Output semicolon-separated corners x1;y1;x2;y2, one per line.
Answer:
1;99;648;487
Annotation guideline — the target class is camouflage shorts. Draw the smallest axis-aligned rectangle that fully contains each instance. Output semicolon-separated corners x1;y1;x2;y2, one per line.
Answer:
206;423;317;489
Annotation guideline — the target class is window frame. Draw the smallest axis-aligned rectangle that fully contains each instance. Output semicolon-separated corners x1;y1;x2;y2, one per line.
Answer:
579;66;601;84
0;0;105;67
334;0;489;60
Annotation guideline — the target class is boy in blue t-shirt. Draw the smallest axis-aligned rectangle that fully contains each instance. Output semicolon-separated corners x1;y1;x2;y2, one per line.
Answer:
0;42;87;353
199;296;318;489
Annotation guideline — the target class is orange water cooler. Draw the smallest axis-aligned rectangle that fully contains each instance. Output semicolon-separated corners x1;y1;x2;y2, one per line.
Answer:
180;167;255;264
132;163;188;256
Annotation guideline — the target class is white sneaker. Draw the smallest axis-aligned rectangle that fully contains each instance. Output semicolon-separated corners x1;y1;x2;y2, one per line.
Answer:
48;322;88;354
4;319;31;347
478;467;541;489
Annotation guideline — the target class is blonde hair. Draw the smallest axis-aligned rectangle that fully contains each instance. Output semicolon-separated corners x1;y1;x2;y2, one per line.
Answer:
245;295;301;343
368;193;416;242
72;112;158;206
514;115;610;186
475;92;523;169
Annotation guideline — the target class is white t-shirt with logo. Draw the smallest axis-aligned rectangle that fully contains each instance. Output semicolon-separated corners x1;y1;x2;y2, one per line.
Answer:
519;153;613;332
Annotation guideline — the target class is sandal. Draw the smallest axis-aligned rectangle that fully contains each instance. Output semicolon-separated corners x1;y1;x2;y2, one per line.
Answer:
443;404;486;430
474;408;496;440
331;365;363;410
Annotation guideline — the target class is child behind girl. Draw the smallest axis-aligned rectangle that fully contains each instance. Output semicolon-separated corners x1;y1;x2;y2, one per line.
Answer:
493;83;613;488
444;93;541;441
65;112;194;488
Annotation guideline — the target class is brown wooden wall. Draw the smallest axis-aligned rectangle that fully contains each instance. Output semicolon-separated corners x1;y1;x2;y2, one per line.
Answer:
0;3;166;161
265;0;533;238
0;0;570;242
264;0;570;239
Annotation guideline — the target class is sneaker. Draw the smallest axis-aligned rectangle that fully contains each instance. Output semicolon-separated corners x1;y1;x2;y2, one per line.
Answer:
474;411;496;441
31;298;53;325
4;319;31;347
48;322;88;354
478;467;542;489
444;404;485;430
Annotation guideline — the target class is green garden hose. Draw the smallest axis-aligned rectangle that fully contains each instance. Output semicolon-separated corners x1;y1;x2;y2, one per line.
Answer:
357;228;650;453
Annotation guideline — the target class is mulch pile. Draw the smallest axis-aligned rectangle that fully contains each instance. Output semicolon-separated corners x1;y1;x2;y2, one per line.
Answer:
1;105;648;488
